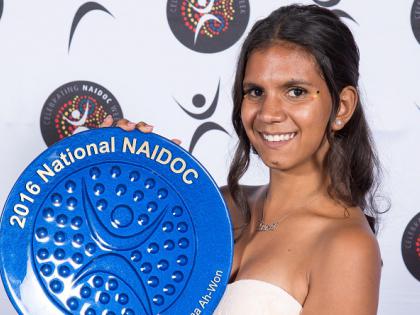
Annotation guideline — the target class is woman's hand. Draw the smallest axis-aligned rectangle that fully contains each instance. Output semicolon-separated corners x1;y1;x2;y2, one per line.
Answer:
100;115;182;145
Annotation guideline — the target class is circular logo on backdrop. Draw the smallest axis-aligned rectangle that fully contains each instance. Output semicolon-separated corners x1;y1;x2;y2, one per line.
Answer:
40;81;123;147
401;211;420;281
167;0;250;53
412;0;420;44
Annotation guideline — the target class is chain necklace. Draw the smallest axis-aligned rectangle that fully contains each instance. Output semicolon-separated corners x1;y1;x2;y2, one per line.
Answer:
256;191;281;232
256;196;350;232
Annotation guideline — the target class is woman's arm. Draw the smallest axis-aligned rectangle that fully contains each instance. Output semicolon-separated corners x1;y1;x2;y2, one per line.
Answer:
301;226;381;315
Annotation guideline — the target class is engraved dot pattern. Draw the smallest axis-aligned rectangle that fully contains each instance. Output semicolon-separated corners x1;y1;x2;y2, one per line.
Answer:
32;162;196;314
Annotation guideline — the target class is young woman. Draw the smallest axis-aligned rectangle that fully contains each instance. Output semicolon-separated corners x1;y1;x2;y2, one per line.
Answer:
102;4;383;314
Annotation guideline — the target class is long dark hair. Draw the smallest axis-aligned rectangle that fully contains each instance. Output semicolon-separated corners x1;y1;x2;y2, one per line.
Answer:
227;4;387;235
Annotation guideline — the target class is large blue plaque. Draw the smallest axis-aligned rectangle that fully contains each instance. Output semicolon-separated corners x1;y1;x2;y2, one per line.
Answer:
0;128;233;315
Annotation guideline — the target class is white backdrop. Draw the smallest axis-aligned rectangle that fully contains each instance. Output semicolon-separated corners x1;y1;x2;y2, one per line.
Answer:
0;0;419;314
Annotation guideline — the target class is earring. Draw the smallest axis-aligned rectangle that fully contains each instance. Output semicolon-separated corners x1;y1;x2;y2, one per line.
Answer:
335;119;343;126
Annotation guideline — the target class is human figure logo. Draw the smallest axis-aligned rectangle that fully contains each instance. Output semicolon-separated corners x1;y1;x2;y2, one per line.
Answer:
174;80;229;152
167;0;250;53
40;81;123;146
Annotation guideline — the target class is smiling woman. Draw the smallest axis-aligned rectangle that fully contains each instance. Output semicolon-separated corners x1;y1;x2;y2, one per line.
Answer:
214;4;384;315
106;4;385;315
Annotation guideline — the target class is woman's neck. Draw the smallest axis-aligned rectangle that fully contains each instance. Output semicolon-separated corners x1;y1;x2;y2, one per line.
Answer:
262;164;330;221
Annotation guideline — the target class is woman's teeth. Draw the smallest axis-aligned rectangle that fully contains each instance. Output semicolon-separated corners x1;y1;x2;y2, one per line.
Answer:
262;132;297;142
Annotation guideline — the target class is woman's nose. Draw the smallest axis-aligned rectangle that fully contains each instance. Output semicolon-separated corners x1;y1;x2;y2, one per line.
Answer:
257;94;287;123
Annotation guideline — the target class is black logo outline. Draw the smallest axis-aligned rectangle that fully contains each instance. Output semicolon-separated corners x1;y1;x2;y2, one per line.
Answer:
313;0;357;23
0;0;4;22
174;79;230;152
411;0;420;44
68;2;114;51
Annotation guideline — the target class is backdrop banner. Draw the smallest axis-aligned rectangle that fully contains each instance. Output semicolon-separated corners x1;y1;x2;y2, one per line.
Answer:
0;1;419;314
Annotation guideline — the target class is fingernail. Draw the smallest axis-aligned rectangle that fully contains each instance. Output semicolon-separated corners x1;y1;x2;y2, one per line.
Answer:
144;125;154;130
128;122;136;127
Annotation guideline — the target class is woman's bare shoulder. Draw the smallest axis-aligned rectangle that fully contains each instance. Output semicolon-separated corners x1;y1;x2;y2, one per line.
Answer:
303;216;381;314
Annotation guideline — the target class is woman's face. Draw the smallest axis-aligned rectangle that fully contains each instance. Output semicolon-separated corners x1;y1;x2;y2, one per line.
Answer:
241;44;333;172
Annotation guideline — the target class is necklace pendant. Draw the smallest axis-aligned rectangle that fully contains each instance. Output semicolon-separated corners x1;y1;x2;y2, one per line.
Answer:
256;220;279;232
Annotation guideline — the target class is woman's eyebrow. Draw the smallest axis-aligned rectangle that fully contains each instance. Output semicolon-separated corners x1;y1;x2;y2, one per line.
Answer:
242;79;316;91
282;79;315;87
242;82;261;89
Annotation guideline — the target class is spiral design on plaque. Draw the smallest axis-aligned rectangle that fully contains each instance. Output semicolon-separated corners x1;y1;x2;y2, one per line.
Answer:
32;162;196;315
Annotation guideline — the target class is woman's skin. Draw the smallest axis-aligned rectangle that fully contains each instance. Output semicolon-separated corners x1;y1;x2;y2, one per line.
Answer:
101;43;381;315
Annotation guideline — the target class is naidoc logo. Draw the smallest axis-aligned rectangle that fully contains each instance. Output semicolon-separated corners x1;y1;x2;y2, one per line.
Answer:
40;81;123;147
68;2;113;51
412;0;420;44
174;79;229;152
402;211;420;281
313;0;357;23
167;0;250;53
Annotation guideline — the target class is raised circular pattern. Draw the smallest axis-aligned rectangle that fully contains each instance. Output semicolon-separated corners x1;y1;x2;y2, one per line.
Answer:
65;180;76;193
80;286;92;298
144;178;155;189
117;293;129;305
129;170;140;182
157;188;168;199
171;206;183;217
89;167;101;179
110;166;121;178
115;184;127;196
111;205;134;228
67;197;77;210
51;193;62;207
130;250;142;262
42;208;54;221
133;190;144;202
56;214;68;226
162;221;174;233
96;199;108;211
137;214;149;226
107;278;118;291
93;183;105;196
66;297;79;310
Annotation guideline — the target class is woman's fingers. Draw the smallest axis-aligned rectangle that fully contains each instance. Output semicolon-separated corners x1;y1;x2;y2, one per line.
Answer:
100;116;181;146
99;115;113;127
100;117;153;133
115;118;137;131
135;122;154;133
171;138;182;145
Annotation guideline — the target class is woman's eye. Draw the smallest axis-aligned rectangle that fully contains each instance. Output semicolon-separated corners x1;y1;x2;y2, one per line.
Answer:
287;87;306;97
244;88;263;98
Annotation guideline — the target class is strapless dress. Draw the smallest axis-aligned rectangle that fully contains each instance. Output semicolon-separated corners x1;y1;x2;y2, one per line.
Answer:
213;279;303;315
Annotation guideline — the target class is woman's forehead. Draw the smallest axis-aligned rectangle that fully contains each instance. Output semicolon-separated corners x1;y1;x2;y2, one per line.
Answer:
244;45;322;84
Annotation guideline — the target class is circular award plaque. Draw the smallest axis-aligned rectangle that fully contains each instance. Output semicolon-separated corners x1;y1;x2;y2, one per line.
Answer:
0;128;233;315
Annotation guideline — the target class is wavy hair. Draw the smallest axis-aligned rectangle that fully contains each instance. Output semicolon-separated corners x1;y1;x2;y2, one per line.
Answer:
227;4;387;235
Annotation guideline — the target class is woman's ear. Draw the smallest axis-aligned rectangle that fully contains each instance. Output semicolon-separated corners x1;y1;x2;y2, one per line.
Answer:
332;86;358;131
